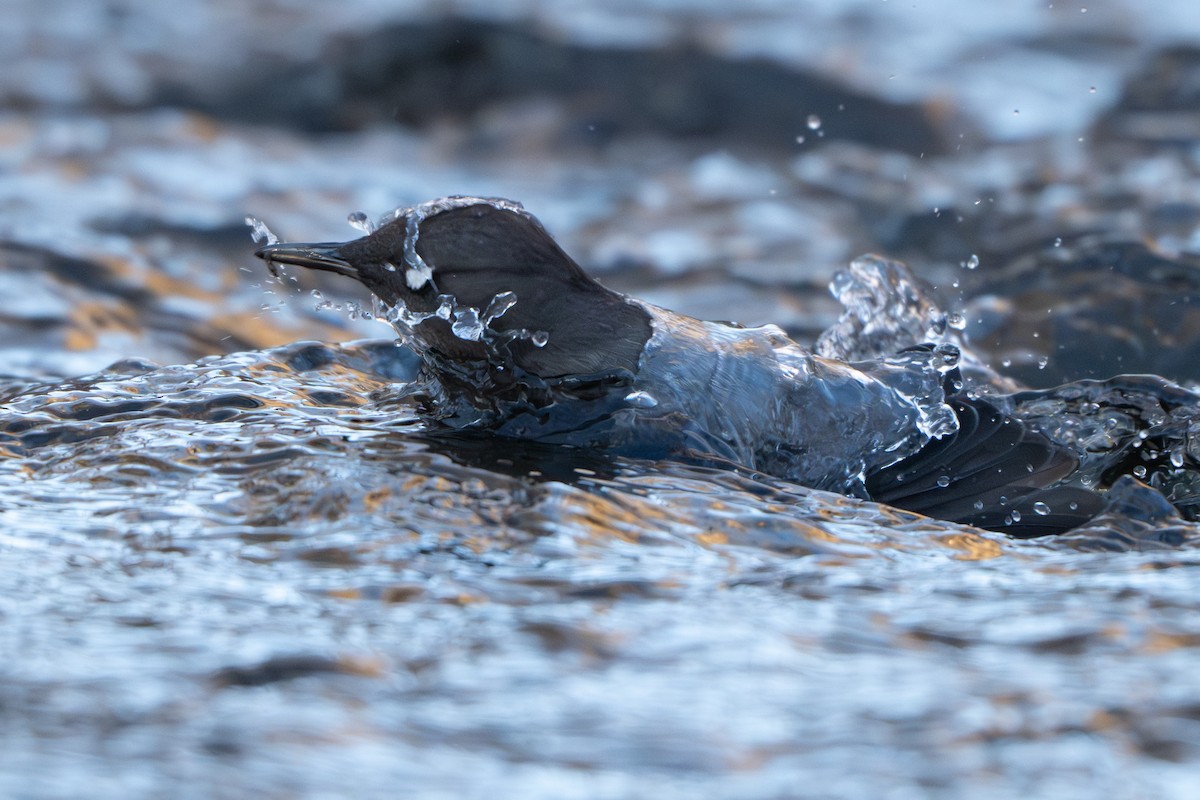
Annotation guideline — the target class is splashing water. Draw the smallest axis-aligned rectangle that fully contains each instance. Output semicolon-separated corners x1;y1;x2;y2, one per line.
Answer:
245;216;279;246
624;390;659;408
346;210;377;234
451;307;484;340
11;234;1200;800
393;196;530;291
442;290;523;342
482;291;518;323
817;254;1002;391
380;289;546;350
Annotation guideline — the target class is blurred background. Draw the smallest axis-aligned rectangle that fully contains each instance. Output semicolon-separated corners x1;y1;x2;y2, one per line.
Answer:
4;0;1200;384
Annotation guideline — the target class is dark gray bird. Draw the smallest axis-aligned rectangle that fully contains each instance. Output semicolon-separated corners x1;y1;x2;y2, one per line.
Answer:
256;196;1111;536
256;199;650;382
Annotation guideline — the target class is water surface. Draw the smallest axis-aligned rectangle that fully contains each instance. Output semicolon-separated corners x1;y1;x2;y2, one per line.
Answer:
4;2;1200;798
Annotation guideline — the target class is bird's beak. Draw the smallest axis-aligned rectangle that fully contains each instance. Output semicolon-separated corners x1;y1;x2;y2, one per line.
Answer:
254;242;357;278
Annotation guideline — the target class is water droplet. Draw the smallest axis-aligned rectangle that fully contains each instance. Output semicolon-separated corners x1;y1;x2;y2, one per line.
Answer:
624;391;658;409
807;114;822;130
963;254;980;270
451;308;484;340
1033;501;1051;516
1088;86;1096;93
1009;510;1022;523
245;216;280;246
347;210;375;234
936;475;951;488
947;311;967;330
1054;237;1062;247
310;289;323;300
1037;356;1049;370
973;501;985;511
1069;502;1079;511
1132;465;1147;479
530;331;550;348
482;291;518;324
383;261;398;272
934;343;960;368
795;135;806;144
1170;450;1185;468
1001;359;1012;368
1013;109;1020;115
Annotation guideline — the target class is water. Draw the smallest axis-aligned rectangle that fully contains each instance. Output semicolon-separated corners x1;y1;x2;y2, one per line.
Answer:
346;210;376;234
5;1;1200;798
397;197;533;292
3;339;1198;800
2;265;1197;798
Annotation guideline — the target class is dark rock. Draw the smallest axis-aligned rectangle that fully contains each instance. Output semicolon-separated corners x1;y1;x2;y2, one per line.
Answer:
186;19;948;155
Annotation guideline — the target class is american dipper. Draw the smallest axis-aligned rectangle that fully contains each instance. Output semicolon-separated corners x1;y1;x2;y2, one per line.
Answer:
255;196;1105;536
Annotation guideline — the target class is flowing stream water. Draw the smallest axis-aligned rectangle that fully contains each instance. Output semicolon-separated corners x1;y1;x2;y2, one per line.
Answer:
4;2;1200;798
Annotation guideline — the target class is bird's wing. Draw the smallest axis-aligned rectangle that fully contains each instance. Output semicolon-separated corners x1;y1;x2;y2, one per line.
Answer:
866;395;1103;536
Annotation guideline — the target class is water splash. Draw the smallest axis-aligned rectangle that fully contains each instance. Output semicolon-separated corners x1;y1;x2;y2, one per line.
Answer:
818;255;957;362
482;291;518;324
382;294;456;339
392;196;530;291
451;307;483;340
380;289;547;350
245;216;279;246
346;210;376;234
346;301;372;321
624;390;658;408
816;254;1002;391
997;375;1200;521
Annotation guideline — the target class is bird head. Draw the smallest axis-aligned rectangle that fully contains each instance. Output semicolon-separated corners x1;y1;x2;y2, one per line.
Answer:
255;197;652;390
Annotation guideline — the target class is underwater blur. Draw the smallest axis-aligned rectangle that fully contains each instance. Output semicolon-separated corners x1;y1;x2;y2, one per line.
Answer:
4;1;1200;798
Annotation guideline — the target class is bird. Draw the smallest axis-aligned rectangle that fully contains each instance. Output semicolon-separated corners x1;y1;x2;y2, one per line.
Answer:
255;196;1113;536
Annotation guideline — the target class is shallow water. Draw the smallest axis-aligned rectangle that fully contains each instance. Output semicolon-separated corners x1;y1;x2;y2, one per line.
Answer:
3;340;1199;799
5;1;1200;798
